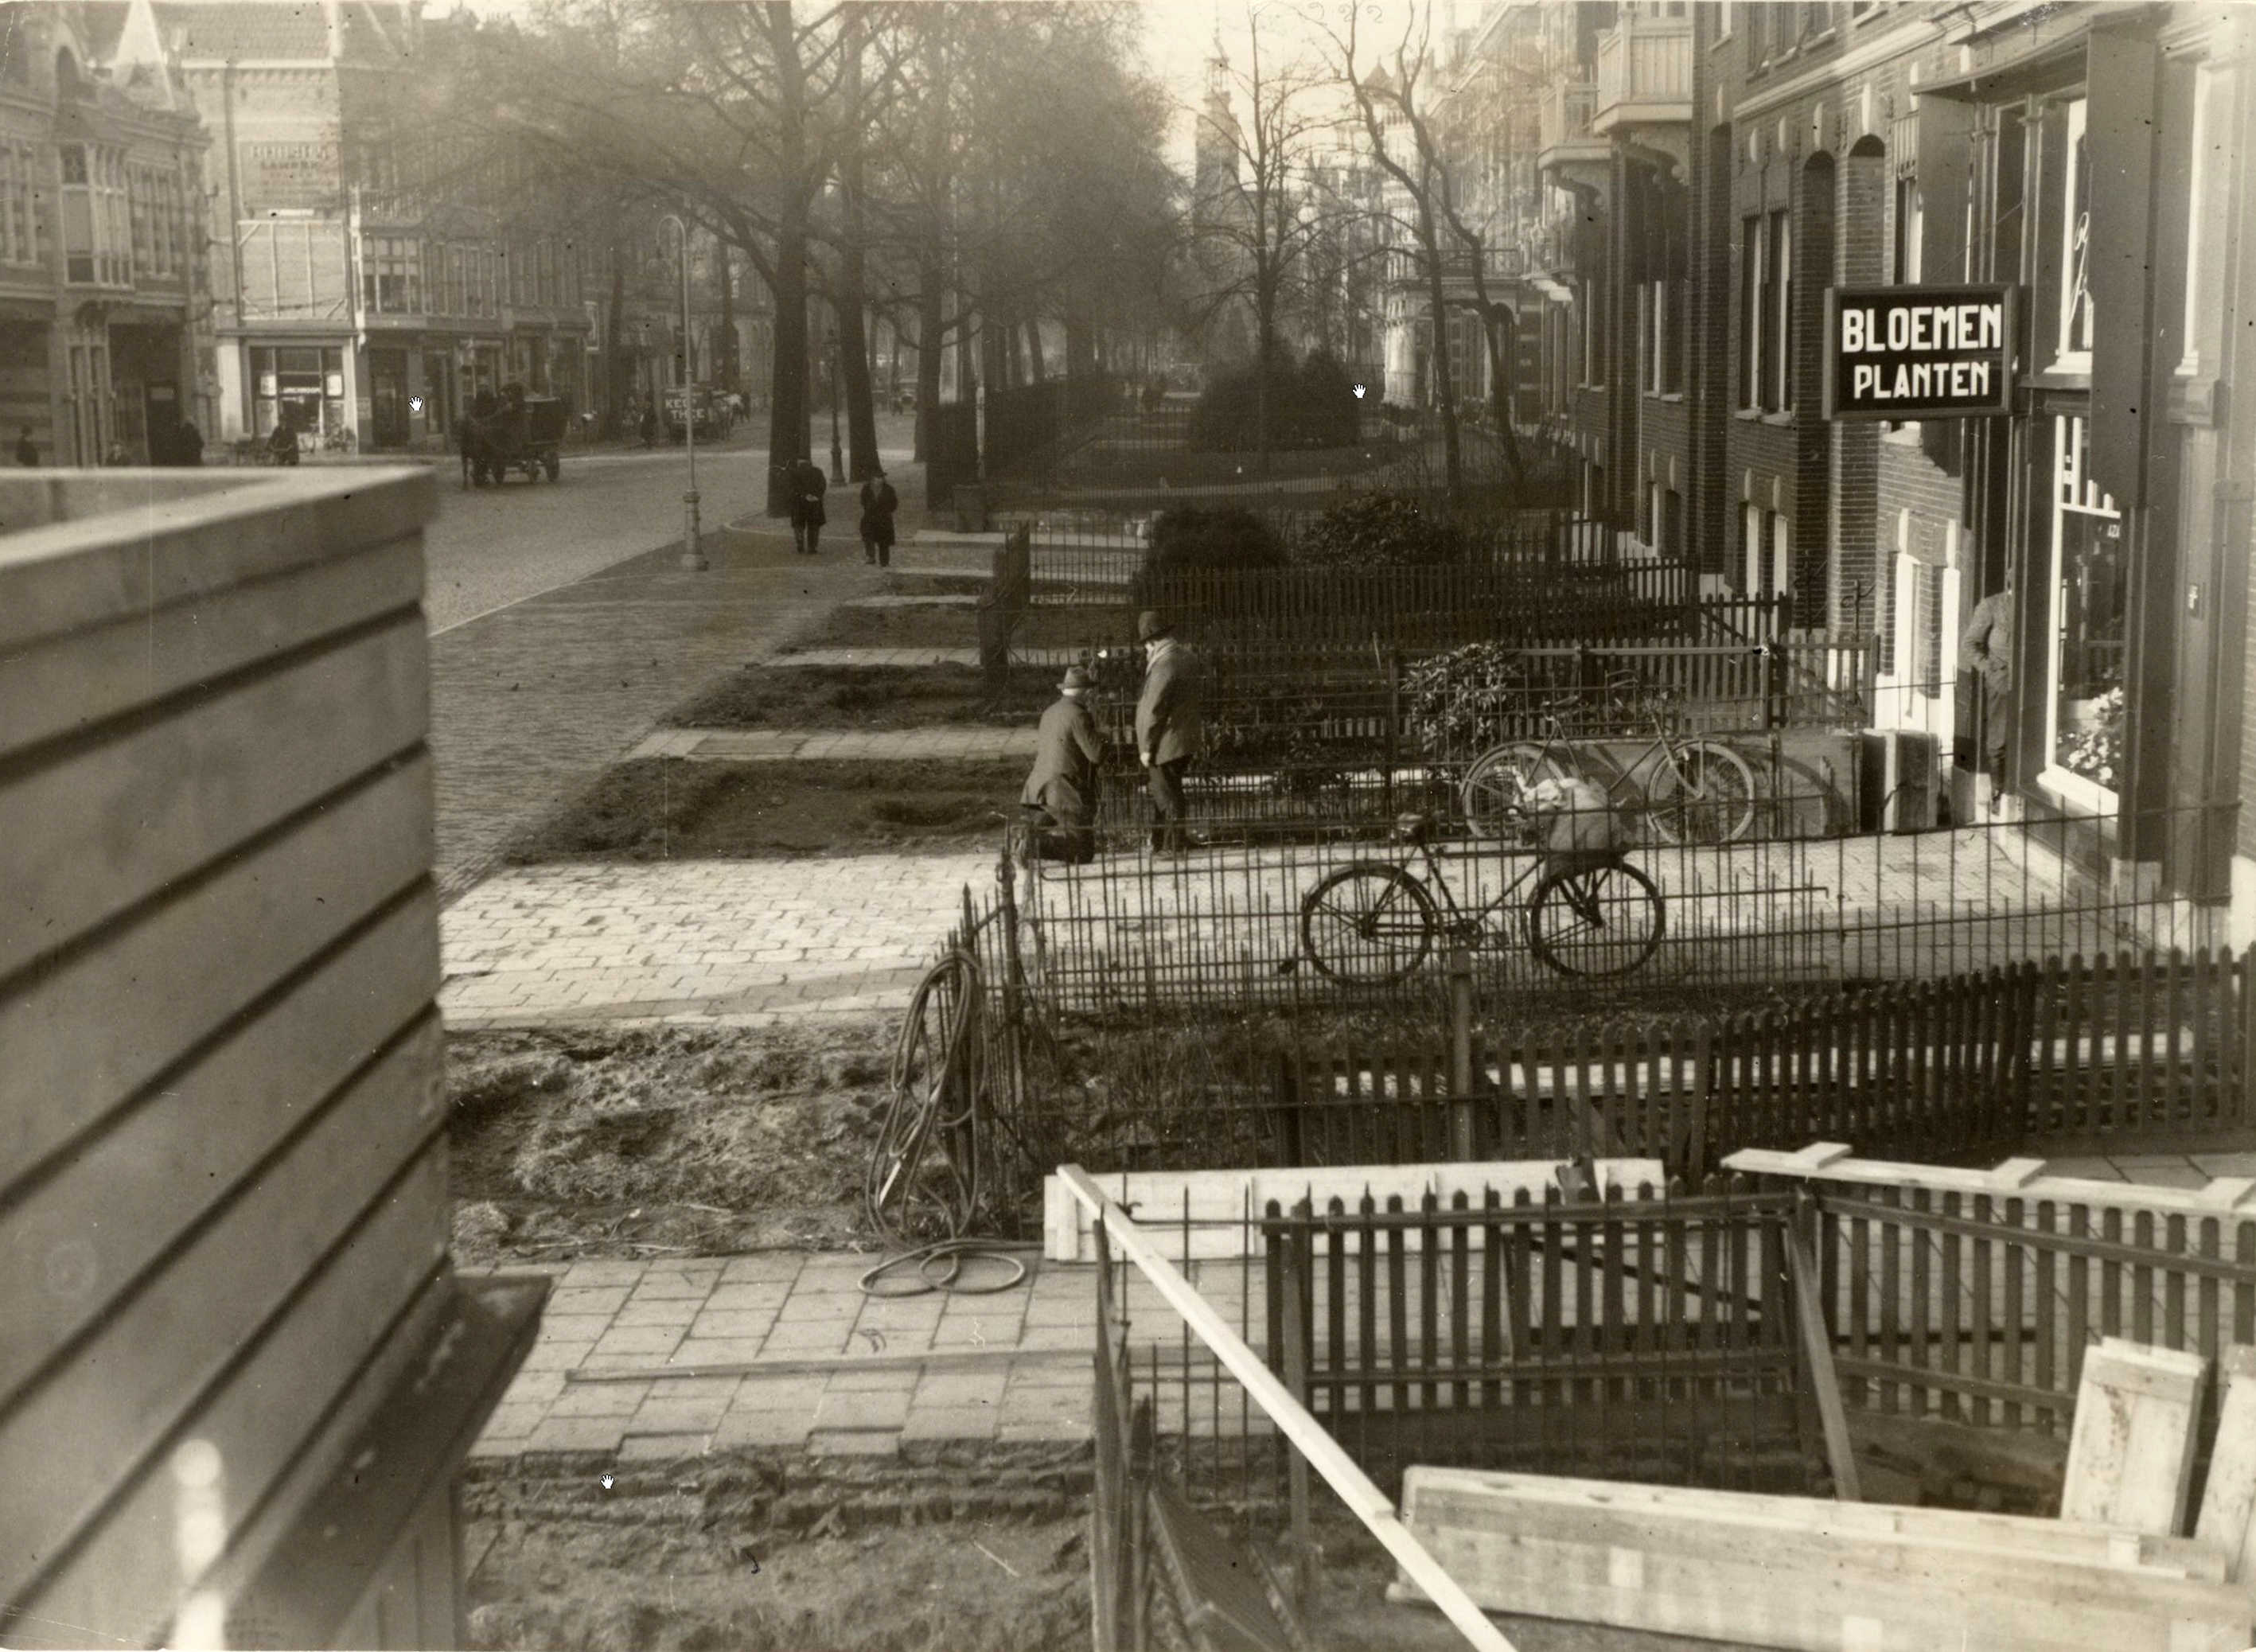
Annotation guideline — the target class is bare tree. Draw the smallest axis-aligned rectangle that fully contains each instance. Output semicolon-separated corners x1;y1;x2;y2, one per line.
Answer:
1323;2;1464;505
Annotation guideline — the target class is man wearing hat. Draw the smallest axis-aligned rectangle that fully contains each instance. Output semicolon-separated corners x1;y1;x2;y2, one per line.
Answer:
858;467;898;567
1020;664;1105;864
1135;610;1205;855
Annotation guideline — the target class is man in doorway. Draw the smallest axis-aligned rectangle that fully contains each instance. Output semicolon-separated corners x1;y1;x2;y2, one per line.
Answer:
14;425;35;466
1134;610;1205;855
788;452;828;554
1958;580;2014;807
1019;664;1104;865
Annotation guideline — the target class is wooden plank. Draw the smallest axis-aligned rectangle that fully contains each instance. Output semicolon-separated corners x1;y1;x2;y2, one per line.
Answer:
1389;1467;2254;1652
0;534;423;757
2060;1337;2209;1535
5;1145;450;1650
0;471;430;655
2193;1345;2256;1581
0;1022;446;1611
1;756;433;1189
1055;1166;1519;1652
1782;1215;1861;1501
0;890;438;1408
1042;1159;1665;1263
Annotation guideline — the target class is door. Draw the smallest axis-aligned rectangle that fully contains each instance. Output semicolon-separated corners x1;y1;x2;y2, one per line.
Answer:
369;349;408;449
143;380;178;463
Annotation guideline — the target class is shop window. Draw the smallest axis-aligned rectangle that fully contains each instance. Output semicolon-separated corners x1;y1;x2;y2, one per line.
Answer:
252;345;345;440
2043;412;2125;800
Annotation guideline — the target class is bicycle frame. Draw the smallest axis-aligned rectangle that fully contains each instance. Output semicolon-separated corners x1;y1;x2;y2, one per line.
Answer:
1396;836;1549;942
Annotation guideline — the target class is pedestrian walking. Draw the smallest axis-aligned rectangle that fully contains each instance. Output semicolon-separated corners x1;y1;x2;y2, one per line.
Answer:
1019;664;1104;865
1134;610;1205;855
1958;580;2015;806
14;425;36;467
858;468;898;567
638;402;658;449
788;453;828;555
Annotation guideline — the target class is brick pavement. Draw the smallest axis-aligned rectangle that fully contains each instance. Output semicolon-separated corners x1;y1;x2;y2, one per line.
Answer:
427;533;876;901
439;852;998;1027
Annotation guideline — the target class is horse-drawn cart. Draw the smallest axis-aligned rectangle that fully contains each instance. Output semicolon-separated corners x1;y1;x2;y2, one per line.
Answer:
461;393;566;486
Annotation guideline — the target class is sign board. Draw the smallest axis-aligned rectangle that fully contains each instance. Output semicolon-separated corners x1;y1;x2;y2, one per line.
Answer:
239;138;341;210
1823;284;2016;419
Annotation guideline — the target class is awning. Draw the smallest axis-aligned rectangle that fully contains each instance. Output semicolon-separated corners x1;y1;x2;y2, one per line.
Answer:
1911;33;2085;103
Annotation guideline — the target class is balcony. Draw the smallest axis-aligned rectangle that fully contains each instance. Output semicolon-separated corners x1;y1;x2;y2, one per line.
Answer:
1536;80;1609;197
1592;14;1693;138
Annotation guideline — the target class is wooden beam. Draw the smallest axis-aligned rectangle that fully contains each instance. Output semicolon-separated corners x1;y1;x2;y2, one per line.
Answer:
1389;1467;2254;1652
1056;1165;1518;1652
2194;1346;2256;1581
1782;1211;1861;1502
2060;1338;2209;1536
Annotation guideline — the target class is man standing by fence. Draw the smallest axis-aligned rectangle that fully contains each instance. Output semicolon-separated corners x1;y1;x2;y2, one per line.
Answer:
1020;664;1103;864
1958;579;2014;808
1136;610;1205;855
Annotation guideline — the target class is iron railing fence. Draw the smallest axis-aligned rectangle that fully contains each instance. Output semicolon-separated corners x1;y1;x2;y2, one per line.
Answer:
1003;801;2231;1027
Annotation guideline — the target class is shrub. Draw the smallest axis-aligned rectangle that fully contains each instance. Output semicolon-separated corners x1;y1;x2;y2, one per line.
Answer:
1130;505;1288;606
1401;641;1536;759
1295;490;1468;569
1186;349;1362;452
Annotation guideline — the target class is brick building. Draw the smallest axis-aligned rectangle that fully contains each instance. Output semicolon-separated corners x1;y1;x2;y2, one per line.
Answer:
162;0;595;453
1500;0;2256;930
0;0;212;466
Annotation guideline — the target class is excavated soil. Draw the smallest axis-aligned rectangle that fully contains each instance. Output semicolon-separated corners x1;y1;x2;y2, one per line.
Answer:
446;1023;901;1264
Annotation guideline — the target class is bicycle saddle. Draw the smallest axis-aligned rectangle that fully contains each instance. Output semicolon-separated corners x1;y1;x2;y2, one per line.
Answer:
1393;812;1436;844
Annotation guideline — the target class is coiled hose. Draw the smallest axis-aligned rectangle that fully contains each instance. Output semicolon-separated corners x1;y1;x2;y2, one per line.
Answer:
859;950;1027;1297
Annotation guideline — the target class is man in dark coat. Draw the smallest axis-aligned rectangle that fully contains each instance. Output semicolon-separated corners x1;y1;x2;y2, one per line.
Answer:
1020;664;1104;864
858;468;898;567
1134;610;1205;855
1958;581;2014;805
789;454;828;554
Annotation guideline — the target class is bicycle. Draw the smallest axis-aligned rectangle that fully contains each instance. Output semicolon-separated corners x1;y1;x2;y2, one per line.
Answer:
1459;674;1755;847
1297;811;1666;984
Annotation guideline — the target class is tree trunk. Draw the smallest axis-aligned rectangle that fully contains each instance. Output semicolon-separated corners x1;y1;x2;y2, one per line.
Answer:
1420;220;1463;506
1023;316;1045;382
837;6;879;479
716;246;739;395
915;270;942;457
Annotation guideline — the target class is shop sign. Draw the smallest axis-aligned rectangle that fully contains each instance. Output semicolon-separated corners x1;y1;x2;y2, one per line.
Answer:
1822;285;2016;420
240;138;341;209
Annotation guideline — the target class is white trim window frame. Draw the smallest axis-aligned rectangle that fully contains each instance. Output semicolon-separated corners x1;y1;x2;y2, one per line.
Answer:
2036;411;2124;812
2054;95;2094;375
1741;215;1765;409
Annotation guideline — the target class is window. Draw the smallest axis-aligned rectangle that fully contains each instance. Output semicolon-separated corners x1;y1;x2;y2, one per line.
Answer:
128;165;185;279
1767;207;1791;411
1890;172;1922;286
446;245;465;316
537;240;556;306
1747;2;1767;63
60;144;128;284
0;146;32;265
360;235;421;313
2043;412;2125;799
251;345;345;440
1803;2;1832;40
1741;217;1763;407
2055;95;2094;369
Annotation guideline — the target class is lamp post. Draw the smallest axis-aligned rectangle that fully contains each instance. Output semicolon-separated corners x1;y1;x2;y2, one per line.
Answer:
827;325;844;485
662;212;705;571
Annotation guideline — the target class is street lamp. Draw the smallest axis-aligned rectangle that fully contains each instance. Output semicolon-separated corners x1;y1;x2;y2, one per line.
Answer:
827;325;844;485
661;212;705;571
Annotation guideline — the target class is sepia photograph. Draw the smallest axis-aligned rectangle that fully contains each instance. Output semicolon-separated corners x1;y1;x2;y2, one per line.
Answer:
6;0;2256;1646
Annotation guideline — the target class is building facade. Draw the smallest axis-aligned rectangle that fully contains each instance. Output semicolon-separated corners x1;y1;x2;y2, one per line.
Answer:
0;1;213;466
1463;0;2256;933
168;0;593;453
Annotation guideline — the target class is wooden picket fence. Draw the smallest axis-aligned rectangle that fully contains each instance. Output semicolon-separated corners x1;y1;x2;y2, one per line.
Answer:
1269;949;2254;1177
1257;1178;1822;1495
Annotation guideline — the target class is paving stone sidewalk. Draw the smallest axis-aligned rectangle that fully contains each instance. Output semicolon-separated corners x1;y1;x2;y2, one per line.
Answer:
468;1250;1118;1464
439;852;999;1027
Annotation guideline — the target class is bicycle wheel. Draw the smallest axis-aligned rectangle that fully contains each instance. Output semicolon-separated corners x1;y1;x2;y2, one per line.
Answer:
1525;859;1665;978
1461;742;1572;840
1645;739;1757;845
1299;864;1439;985
867;955;980;1242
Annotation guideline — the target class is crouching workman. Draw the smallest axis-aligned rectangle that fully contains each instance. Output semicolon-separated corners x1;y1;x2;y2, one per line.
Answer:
1020;664;1104;864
